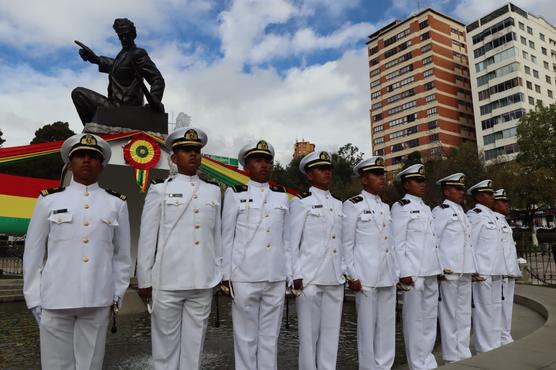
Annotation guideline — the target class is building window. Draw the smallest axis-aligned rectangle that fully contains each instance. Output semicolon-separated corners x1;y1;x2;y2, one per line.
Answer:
372;102;382;110
480;93;524;115
525;66;531;75
544;61;550;70
422;56;432;65
542;47;548;56
374;137;384;145
529;96;535;105
374;149;384;156
419;19;429;29
533;70;539;78
374;124;383;132
407;138;420;148
529;40;535;49
540;33;545;41
370;68;380;77
546;75;552;84
426;94;436;103
535;84;541;93
371;91;381;99
527;26;533;35
548;90;553;98
427;107;437;116
423;69;433;78
421;44;432;53
523;51;529;60
420;32;430;41
519;22;524;30
428;120;438;129
526;80;533;90
531;55;537;64
424;81;434;90
521;36;527;45
429;133;439;142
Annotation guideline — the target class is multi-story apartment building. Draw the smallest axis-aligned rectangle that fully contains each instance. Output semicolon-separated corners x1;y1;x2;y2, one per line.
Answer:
293;140;315;159
467;3;556;163
367;9;476;173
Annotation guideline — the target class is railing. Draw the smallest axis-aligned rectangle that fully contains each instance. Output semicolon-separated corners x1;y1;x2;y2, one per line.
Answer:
515;228;556;287
0;256;23;276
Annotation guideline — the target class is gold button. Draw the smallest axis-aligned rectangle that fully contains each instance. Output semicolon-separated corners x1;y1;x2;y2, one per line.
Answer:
194;209;199;214
84;221;89;226
384;236;388;240
84;191;89;196
195;224;200;229
194;241;200;245
266;243;271;248
82;256;89;263
333;249;337;254
84;204;90;209
332;235;336;239
83;239;89;244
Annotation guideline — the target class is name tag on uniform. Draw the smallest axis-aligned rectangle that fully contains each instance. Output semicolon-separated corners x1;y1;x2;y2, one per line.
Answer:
363;210;372;214
312;205;323;209
168;193;183;198
52;209;68;214
410;210;420;214
240;199;253;203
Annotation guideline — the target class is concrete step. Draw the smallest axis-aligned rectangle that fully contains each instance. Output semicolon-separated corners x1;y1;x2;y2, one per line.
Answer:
0;279;23;288
0;288;22;297
0;294;24;303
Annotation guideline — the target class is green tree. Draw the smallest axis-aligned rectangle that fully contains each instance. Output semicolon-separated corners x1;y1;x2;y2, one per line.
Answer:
0;129;5;147
517;103;556;172
0;122;75;179
30;121;75;144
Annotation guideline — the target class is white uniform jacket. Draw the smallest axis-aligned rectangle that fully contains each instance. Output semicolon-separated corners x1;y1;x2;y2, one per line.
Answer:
222;180;291;282
288;186;345;286
23;180;131;310
391;194;442;278
467;204;505;276
137;174;223;290
343;191;399;287
495;212;521;277
432;200;477;274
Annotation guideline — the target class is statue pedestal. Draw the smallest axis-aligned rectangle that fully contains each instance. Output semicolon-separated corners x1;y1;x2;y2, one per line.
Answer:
86;106;168;135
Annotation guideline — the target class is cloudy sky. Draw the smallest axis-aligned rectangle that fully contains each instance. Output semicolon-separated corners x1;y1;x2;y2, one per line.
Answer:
0;0;553;164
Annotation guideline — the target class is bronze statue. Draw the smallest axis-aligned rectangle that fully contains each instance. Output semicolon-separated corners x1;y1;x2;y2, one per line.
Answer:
72;18;165;125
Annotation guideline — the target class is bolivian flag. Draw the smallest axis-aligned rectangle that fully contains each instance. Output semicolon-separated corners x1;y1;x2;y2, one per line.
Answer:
0;173;59;235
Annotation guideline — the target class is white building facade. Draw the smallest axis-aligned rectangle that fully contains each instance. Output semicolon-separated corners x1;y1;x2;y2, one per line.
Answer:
467;3;556;163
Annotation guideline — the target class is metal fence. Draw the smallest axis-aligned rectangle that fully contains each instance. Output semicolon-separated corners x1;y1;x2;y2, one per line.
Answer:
515;229;556;287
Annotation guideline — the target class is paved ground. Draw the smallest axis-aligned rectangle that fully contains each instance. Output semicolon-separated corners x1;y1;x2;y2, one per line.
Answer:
0;295;545;370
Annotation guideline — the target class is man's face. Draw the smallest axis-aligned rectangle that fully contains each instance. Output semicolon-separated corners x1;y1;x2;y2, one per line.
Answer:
361;171;385;194
307;166;332;191
476;192;495;208
117;31;133;49
443;185;466;205
171;146;201;176
494;199;510;215
403;178;426;197
245;155;273;183
68;151;104;185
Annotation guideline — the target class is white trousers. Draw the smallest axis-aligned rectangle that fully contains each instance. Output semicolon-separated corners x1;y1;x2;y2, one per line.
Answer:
472;276;502;353
438;275;472;362
501;277;515;345
151;288;212;370
356;286;396;370
40;306;110;370
232;281;286;370
402;276;438;370
296;284;344;370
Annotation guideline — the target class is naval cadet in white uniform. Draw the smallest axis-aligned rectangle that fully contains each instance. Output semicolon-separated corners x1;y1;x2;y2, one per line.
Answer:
221;140;290;370
432;173;477;363
493;188;520;345
137;128;222;370
391;163;441;370
23;133;131;370
343;156;399;370
467;180;506;353
288;150;345;370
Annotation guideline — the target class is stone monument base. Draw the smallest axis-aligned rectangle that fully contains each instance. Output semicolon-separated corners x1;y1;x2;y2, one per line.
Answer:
85;106;168;135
